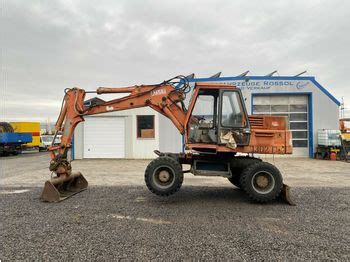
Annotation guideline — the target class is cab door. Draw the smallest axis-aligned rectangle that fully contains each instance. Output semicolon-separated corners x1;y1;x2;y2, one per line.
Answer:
218;89;250;147
187;89;218;144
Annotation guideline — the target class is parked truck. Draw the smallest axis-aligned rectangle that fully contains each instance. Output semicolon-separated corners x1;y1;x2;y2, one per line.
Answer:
40;135;54;151
10;122;40;151
0;122;32;155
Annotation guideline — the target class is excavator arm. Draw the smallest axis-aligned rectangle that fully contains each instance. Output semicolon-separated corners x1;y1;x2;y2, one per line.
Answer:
42;76;191;202
49;77;189;177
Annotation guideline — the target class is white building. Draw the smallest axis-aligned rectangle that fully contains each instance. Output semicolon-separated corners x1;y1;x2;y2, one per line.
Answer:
73;75;340;159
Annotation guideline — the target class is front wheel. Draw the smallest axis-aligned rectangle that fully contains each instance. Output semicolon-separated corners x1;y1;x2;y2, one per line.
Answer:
145;156;183;196
240;162;283;203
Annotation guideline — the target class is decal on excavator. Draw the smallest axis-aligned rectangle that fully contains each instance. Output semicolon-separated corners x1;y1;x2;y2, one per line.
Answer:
250;145;270;153
151;89;166;96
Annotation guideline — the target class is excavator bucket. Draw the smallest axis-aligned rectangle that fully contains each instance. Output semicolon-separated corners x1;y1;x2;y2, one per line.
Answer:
40;172;88;202
280;184;295;205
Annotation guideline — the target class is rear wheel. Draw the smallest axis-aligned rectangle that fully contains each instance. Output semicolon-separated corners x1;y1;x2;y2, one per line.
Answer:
145;156;183;196
240;162;283;203
229;157;262;189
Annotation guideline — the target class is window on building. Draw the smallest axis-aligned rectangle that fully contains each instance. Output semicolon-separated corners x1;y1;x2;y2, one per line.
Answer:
137;115;155;138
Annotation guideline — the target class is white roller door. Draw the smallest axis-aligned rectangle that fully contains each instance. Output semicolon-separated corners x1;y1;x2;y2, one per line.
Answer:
83;117;125;158
253;95;309;157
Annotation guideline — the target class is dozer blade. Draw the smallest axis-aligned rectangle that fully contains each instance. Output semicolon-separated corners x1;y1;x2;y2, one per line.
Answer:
41;172;88;202
280;184;296;206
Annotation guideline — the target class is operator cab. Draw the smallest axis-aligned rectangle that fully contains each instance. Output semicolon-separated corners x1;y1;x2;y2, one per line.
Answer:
188;84;250;148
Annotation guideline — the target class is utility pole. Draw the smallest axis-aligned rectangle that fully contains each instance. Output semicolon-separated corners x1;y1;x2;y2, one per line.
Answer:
340;97;344;119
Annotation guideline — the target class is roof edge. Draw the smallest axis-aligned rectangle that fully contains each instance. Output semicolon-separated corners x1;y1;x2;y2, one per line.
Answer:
189;76;340;106
310;78;341;106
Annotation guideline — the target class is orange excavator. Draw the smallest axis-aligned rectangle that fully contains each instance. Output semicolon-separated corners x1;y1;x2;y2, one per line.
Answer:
41;76;294;204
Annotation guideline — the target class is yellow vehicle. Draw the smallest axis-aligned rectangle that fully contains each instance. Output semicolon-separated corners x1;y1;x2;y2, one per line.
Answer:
339;118;350;161
10;122;40;150
340;118;350;139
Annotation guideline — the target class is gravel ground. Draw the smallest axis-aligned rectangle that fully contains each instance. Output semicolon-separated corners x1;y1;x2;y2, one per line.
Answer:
1;153;350;260
1;186;349;260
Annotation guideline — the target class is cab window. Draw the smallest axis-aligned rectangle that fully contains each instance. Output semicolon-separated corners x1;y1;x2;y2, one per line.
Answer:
221;91;245;127
191;95;215;129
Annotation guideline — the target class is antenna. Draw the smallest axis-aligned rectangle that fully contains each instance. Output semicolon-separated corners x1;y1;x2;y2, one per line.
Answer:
294;70;307;77
209;72;221;78
237;71;249;77
266;70;277;76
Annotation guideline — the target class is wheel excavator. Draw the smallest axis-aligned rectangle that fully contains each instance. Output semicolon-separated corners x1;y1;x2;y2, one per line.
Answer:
41;76;294;205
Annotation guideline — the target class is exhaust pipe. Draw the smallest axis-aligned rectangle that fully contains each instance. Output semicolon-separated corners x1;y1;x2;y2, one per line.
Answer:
41;172;88;202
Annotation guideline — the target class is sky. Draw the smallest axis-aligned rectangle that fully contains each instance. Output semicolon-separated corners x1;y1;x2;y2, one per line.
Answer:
1;0;350;121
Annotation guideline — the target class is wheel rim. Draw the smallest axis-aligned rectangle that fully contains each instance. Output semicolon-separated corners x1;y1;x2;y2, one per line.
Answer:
152;166;176;189
251;171;275;194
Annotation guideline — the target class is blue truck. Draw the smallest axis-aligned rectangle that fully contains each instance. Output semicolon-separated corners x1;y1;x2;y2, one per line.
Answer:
0;132;32;156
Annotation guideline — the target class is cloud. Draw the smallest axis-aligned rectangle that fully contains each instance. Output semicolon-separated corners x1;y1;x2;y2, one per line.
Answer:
147;25;182;50
1;0;350;121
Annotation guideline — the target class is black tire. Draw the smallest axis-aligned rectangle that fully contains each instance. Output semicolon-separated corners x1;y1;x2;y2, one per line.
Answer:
228;175;241;188
145;156;183;196
228;157;262;189
240;162;283;203
0;122;14;133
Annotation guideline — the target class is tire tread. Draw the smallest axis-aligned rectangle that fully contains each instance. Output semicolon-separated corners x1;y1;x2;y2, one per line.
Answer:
240;161;283;203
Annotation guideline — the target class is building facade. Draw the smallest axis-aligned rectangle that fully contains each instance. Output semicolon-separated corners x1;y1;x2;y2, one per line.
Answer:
73;75;340;159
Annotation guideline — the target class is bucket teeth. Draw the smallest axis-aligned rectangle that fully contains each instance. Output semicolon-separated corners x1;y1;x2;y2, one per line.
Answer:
280;184;295;206
41;172;88;202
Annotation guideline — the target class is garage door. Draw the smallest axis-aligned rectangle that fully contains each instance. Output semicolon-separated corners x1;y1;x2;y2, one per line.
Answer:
252;95;309;156
83;117;125;158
